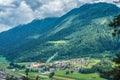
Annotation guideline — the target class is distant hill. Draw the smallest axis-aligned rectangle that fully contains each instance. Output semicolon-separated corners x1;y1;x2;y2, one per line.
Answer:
0;2;120;62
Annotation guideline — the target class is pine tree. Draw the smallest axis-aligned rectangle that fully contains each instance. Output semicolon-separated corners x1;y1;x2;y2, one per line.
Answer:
109;14;120;37
108;14;120;80
112;53;120;80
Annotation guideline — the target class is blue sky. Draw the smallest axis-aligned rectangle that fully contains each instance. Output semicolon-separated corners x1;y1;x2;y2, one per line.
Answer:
0;0;118;32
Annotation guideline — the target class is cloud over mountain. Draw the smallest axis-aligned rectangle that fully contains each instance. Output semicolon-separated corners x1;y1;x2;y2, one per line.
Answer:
0;0;118;32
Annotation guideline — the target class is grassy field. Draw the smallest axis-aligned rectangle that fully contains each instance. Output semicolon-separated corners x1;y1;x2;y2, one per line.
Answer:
5;69;107;80
54;70;106;80
5;69;49;80
0;56;9;68
0;56;8;62
17;62;32;66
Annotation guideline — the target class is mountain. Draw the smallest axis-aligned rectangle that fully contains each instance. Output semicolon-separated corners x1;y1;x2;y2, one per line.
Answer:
0;17;58;60
0;17;58;47
0;2;120;62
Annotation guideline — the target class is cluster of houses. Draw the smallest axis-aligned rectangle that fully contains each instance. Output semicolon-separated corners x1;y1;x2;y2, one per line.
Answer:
26;58;94;73
0;58;95;79
53;58;93;72
0;71;7;80
0;71;18;80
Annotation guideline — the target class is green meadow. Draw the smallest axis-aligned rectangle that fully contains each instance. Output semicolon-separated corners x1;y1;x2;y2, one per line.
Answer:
55;70;106;80
0;56;9;68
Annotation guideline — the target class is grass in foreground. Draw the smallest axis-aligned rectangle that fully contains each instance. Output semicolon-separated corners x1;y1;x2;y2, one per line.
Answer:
55;70;106;80
5;67;107;80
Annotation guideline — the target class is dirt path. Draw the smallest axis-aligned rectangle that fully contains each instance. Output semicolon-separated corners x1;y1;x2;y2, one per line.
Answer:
53;76;74;80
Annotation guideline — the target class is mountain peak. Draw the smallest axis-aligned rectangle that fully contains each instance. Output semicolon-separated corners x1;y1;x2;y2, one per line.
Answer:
82;2;118;8
79;2;120;14
60;2;120;21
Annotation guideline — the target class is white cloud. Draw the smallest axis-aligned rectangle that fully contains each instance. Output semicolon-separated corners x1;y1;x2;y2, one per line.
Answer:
0;0;14;6
0;1;34;32
34;0;81;18
10;1;34;25
0;0;119;32
0;24;11;32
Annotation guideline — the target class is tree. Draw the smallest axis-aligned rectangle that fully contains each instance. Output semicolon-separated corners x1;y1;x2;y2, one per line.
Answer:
20;69;30;80
25;69;29;78
65;70;69;75
109;14;120;37
35;75;39;80
111;53;120;80
70;70;74;74
21;76;30;80
106;14;120;80
109;14;120;50
49;72;55;78
113;53;120;64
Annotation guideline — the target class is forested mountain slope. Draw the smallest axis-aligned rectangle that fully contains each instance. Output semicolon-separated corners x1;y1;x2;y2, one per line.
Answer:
0;3;120;62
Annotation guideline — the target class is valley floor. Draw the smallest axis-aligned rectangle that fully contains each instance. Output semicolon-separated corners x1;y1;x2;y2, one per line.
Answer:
0;56;107;80
5;69;106;80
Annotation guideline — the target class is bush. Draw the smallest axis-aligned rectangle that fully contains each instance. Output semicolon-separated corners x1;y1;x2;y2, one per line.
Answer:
49;72;55;78
66;70;70;75
71;70;74;74
21;76;30;80
78;68;95;74
8;62;25;69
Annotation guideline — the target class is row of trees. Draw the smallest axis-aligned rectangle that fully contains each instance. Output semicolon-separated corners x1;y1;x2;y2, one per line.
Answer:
103;14;120;80
8;62;25;69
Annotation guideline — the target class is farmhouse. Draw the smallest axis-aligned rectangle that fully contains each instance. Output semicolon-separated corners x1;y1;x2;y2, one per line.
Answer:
30;62;45;68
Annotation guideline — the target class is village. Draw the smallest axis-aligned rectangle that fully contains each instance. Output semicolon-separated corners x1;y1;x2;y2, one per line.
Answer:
25;58;95;73
0;58;101;80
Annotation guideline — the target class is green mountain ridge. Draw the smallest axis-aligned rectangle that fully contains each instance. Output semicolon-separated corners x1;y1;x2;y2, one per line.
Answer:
0;2;120;62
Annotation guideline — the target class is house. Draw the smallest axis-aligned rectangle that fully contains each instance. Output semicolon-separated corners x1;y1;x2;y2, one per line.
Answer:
30;62;45;68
